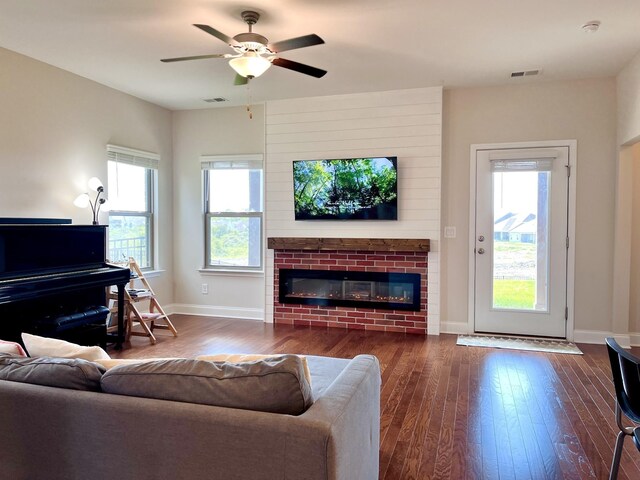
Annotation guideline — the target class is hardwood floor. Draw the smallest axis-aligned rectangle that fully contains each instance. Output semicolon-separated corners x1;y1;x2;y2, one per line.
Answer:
109;315;640;480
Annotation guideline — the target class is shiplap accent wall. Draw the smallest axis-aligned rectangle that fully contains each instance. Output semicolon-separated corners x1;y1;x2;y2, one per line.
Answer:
264;87;443;334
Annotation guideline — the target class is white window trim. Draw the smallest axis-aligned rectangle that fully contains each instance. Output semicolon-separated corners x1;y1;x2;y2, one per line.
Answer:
201;154;264;272
107;144;159;270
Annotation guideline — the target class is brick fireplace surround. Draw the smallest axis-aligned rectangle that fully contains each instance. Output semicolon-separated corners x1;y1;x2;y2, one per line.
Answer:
268;238;430;335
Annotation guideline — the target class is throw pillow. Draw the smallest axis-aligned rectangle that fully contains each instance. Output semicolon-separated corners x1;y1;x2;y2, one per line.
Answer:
21;333;110;361
196;353;312;386
0;353;105;391
0;339;27;357
101;354;314;415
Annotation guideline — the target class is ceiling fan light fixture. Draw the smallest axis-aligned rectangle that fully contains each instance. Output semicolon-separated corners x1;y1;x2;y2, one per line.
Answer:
229;53;271;78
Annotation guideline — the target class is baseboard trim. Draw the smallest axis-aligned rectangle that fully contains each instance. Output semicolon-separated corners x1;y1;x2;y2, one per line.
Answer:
440;325;639;347
573;329;632;348
440;321;470;335
164;304;264;321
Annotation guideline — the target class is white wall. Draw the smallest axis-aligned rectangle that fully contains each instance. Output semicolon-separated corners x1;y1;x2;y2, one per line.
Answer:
617;50;640;146
442;78;617;337
171;105;265;319
630;144;640;337
0;47;174;302
616;52;640;345
264;87;443;332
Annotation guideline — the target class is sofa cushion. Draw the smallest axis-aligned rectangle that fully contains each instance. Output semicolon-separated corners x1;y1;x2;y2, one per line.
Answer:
195;353;312;386
101;355;314;415
0;353;105;391
21;332;110;361
93;358;178;370
0;339;27;357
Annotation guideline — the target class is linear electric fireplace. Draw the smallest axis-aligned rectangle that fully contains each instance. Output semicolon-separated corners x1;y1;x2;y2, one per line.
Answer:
279;269;421;311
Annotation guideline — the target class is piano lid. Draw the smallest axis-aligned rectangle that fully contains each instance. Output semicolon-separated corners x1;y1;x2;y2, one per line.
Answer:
0;225;108;280
0;218;72;225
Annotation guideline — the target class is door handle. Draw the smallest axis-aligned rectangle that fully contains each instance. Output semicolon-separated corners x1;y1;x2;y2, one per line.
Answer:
477;248;485;254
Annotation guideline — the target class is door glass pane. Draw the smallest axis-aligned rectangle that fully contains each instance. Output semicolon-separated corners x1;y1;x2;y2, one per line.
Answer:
492;171;549;311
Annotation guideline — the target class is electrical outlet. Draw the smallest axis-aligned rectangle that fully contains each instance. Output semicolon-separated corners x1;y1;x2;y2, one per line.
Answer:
201;283;208;294
444;226;457;238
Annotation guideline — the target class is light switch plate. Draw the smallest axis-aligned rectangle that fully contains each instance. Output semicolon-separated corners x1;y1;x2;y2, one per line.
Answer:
444;226;456;238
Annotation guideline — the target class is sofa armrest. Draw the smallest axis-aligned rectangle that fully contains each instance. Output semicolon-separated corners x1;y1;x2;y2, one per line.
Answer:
291;354;381;480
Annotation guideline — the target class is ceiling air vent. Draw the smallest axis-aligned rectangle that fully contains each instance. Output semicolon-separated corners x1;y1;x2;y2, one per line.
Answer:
203;97;228;103
510;69;541;78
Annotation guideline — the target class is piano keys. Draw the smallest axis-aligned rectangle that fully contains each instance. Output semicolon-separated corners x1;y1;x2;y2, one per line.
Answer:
0;222;130;349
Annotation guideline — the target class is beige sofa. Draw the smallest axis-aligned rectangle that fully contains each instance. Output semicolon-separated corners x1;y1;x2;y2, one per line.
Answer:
0;354;380;480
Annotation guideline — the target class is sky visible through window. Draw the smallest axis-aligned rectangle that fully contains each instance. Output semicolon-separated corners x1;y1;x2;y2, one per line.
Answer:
107;162;147;211
209;169;255;212
494;171;539;217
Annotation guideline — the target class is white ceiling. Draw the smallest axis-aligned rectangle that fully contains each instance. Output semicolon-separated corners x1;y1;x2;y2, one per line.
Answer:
1;0;639;110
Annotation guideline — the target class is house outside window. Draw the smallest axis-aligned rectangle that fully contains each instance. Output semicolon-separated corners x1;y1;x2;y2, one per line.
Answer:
202;154;263;270
107;145;158;269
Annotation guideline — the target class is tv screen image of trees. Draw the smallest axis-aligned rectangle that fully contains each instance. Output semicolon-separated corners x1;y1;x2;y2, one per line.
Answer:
293;157;398;220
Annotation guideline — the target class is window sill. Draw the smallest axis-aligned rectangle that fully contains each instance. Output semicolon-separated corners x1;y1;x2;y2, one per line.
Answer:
198;268;264;278
140;269;165;279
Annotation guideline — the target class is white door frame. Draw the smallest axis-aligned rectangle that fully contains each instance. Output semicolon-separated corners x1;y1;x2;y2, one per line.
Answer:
468;140;577;340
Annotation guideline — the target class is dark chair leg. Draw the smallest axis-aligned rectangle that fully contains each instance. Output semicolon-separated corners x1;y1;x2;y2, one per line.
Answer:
610;430;626;480
633;427;640;451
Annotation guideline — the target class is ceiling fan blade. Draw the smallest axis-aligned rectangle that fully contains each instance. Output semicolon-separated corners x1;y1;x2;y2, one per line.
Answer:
272;57;327;78
234;74;248;86
268;34;324;53
161;53;232;63
193;24;237;46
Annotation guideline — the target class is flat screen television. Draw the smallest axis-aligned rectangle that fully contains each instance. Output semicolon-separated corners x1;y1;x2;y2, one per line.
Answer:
293;157;398;220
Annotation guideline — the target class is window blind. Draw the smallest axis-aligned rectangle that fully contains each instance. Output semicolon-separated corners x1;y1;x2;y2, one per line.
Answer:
107;144;159;170
489;149;558;172
200;154;263;170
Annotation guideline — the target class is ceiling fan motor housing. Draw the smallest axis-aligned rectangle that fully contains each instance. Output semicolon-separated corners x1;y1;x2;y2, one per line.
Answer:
233;32;270;53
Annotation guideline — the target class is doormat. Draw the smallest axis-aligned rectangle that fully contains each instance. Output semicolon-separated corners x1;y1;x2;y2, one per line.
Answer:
456;334;583;355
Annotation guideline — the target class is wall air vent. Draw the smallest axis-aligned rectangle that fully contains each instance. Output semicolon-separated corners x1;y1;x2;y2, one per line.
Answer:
510;69;541;78
203;97;228;103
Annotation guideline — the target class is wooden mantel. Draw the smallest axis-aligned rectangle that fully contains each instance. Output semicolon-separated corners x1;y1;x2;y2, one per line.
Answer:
267;237;430;253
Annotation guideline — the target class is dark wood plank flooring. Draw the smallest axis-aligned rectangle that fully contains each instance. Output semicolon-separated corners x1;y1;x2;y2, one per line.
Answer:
109;315;640;480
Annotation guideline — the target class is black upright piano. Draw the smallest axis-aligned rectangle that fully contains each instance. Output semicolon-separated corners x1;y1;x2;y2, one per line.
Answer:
0;222;130;349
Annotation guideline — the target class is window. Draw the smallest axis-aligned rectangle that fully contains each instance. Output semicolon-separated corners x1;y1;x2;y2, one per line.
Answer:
202;155;263;270
107;145;158;269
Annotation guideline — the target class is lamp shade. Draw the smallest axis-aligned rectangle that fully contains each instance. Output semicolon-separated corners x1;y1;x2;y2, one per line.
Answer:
88;177;103;192
73;193;90;208
229;53;271;78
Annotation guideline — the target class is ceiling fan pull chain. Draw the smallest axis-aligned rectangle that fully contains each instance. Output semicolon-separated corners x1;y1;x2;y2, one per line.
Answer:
246;82;253;120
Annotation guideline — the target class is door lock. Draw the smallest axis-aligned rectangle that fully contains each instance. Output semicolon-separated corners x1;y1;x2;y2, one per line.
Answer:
478;235;485;242
477;248;485;254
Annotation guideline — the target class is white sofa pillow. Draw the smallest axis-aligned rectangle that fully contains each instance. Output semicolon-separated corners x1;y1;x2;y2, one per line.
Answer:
0;339;27;357
21;333;110;361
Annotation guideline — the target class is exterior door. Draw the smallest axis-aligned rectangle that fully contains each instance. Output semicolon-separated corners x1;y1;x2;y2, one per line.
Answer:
473;146;569;338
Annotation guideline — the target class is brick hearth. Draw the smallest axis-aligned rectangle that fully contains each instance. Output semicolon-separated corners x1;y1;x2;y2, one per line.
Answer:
273;249;428;334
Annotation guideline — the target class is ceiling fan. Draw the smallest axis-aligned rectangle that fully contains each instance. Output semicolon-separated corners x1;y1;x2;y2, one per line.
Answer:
161;10;326;85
